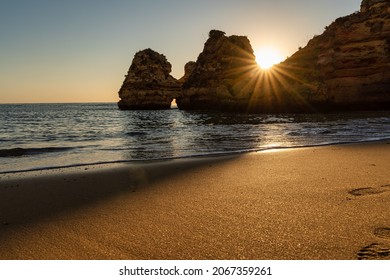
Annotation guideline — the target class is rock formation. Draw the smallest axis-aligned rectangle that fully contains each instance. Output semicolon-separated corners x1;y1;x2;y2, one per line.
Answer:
178;61;196;84
269;0;390;112
177;0;390;112
118;0;389;112
177;30;258;111
360;0;388;13
118;48;181;110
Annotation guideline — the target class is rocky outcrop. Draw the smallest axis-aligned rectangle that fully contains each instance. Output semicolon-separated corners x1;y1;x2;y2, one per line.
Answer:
118;0;389;112
118;48;181;110
360;0;388;13
270;0;390;111
177;0;390;112
178;61;196;84
176;30;258;111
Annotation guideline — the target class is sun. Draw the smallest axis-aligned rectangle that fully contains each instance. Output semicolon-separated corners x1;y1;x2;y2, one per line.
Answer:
255;48;284;69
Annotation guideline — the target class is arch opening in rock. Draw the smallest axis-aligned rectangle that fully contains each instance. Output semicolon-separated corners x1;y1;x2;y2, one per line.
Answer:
170;98;178;109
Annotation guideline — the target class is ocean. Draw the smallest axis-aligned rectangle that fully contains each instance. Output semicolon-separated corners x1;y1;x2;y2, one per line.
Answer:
0;103;389;174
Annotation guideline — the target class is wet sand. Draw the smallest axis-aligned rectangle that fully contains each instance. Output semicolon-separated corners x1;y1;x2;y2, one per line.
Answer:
0;142;389;260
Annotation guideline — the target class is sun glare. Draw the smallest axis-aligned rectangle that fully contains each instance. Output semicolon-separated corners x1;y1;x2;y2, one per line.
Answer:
255;48;284;69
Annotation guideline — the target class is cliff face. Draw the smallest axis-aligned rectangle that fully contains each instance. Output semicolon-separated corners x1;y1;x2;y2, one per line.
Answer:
273;0;390;111
118;49;181;110
178;0;389;112
118;0;389;112
177;30;258;111
178;61;196;84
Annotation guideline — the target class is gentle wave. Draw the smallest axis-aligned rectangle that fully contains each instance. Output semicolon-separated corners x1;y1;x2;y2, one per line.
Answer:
1;138;389;175
0;103;389;174
125;131;148;137
0;147;75;158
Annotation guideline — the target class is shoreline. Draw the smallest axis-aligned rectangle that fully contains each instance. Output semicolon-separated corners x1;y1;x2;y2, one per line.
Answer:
0;141;389;259
1;138;389;176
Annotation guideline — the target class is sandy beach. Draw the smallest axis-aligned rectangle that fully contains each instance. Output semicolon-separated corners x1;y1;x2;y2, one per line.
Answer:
0;142;389;260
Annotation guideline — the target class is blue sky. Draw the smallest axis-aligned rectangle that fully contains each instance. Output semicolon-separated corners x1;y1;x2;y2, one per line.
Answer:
0;0;361;103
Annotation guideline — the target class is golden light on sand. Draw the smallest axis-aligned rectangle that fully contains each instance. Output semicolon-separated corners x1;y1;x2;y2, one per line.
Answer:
255;48;284;69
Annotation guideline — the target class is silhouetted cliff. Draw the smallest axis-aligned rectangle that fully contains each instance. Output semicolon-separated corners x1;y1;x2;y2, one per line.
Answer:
266;0;390;111
177;30;258;111
118;0;389;112
118;49;180;110
178;0;389;112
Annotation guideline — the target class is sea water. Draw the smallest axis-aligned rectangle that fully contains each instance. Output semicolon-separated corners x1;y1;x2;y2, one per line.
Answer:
0;103;389;173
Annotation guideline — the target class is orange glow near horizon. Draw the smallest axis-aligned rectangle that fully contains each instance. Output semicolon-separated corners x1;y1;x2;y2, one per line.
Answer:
255;48;284;70
225;47;316;113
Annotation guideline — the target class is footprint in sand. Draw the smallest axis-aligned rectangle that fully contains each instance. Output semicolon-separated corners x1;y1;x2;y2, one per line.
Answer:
357;228;390;260
374;228;390;240
357;243;390;260
351;186;390;259
349;184;390;196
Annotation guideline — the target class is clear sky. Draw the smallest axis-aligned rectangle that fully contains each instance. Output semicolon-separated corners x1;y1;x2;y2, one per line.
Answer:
0;0;362;103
